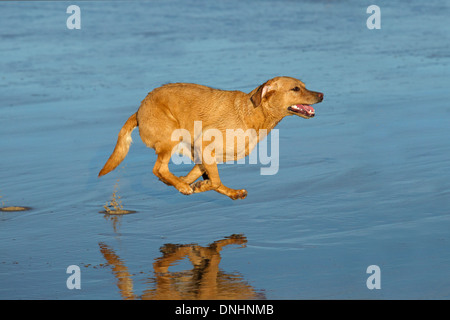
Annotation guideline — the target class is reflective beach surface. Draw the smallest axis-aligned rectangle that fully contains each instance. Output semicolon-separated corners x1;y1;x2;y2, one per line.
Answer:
0;1;449;299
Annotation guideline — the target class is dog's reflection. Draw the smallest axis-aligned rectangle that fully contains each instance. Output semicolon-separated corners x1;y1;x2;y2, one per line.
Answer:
99;234;264;300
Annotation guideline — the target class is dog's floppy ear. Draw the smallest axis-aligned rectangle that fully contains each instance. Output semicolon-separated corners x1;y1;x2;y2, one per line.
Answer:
250;80;275;107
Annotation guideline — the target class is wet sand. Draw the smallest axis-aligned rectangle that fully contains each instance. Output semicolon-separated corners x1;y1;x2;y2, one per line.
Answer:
0;1;449;299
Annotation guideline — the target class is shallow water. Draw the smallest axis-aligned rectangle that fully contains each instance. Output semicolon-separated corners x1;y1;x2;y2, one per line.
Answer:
0;0;449;299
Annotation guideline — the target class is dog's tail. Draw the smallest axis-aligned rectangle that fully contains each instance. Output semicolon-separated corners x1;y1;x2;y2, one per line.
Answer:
98;112;138;177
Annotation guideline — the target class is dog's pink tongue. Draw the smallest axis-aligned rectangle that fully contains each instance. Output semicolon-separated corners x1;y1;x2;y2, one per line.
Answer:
297;104;315;114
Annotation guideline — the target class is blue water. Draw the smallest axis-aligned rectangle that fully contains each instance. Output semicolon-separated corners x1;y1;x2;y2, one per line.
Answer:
0;0;449;299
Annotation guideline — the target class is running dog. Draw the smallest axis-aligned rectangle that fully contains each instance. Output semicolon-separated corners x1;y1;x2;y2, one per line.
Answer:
98;76;323;200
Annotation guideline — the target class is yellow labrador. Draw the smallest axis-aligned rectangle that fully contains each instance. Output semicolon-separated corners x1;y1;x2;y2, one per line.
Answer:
99;76;323;199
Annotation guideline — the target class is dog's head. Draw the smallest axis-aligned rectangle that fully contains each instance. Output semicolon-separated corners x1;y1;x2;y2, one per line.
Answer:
250;76;323;119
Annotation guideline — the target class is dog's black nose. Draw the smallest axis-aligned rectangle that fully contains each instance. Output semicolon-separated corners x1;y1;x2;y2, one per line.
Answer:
317;92;324;102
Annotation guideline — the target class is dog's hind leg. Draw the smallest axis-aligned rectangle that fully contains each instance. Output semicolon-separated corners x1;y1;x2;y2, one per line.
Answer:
152;156;171;185
153;150;193;195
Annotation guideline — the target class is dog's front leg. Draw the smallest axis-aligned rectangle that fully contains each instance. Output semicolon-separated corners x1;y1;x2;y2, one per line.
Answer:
191;161;247;200
215;184;248;200
180;164;206;184
190;161;221;193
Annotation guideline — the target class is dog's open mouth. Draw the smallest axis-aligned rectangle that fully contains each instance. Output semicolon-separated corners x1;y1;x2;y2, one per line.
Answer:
288;104;315;118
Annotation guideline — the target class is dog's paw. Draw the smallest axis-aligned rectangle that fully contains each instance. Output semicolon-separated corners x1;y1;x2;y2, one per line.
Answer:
229;189;247;200
190;180;211;193
178;184;193;195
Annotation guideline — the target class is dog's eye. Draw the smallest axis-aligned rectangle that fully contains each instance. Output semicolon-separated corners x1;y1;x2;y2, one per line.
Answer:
291;87;300;92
